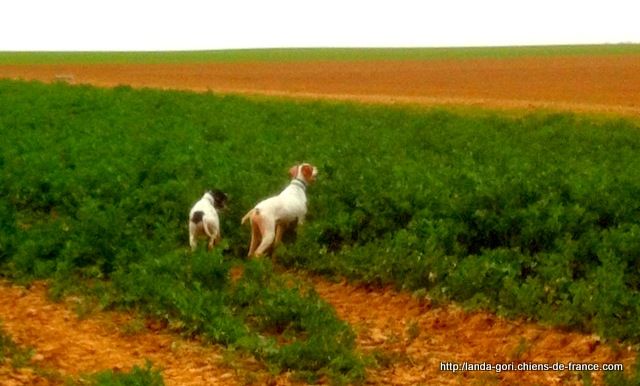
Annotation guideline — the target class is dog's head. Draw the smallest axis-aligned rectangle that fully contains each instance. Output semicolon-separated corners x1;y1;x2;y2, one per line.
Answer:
206;189;229;210
289;163;318;185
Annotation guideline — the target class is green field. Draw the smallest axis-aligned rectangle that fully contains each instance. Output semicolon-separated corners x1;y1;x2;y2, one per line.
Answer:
1;79;640;383
1;44;639;64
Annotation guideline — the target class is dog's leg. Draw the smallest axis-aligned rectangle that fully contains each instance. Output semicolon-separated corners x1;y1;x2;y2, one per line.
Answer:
189;223;198;251
267;223;287;259
248;219;261;257
203;220;216;251
254;218;276;257
274;223;284;248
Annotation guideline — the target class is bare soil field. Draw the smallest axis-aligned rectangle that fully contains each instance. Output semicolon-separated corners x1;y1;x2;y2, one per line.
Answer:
0;281;288;386
1;55;640;116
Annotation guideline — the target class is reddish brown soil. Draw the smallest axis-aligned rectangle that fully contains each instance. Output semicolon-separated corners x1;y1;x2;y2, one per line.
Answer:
1;278;636;385
0;365;50;386
1;55;640;116
313;278;637;385
0;281;285;386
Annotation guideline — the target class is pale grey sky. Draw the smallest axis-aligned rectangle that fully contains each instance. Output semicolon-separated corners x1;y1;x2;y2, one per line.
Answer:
1;0;638;51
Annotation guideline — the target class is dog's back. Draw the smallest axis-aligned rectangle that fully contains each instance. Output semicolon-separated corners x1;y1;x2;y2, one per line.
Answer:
261;186;307;224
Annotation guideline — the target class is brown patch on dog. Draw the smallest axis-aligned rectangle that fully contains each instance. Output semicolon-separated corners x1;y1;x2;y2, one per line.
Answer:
301;164;314;183
246;209;264;257
190;211;204;223
251;210;265;238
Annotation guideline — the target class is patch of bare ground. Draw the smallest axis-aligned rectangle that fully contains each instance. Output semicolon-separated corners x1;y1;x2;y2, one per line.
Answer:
0;277;637;385
312;277;637;385
0;281;289;386
1;55;639;117
0;365;51;386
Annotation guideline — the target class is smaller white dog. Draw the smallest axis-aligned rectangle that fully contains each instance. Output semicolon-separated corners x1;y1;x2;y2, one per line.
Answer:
242;163;318;257
189;190;228;251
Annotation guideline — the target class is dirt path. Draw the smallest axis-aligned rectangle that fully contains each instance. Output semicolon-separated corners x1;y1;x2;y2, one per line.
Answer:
1;55;640;117
1;279;636;385
0;281;282;386
312;278;637;385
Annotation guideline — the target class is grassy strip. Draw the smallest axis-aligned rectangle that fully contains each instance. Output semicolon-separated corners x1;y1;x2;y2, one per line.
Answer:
0;44;639;64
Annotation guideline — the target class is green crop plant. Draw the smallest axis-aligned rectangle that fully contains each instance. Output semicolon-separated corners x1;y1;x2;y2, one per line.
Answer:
68;361;164;386
0;321;34;368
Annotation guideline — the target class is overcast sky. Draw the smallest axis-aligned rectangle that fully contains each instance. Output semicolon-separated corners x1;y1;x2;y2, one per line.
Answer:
1;0;638;51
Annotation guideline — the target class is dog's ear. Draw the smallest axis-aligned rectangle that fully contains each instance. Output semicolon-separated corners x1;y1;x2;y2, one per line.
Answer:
289;165;299;179
301;164;315;182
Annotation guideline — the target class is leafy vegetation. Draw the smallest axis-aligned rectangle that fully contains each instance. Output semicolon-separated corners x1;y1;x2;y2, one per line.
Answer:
604;355;640;386
1;79;640;382
0;321;34;368
70;361;164;386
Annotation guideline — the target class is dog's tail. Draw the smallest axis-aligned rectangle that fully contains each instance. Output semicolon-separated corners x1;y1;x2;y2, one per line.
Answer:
202;219;214;238
193;211;214;238
241;208;258;225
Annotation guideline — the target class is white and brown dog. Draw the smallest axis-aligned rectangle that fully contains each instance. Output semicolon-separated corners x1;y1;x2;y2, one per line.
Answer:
189;190;228;251
241;163;318;257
